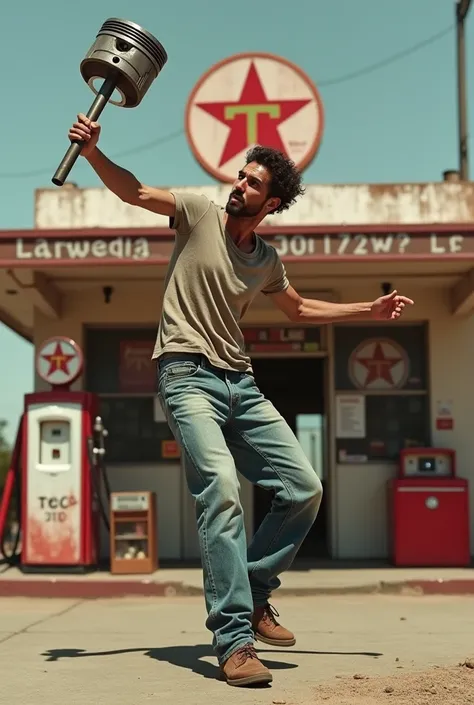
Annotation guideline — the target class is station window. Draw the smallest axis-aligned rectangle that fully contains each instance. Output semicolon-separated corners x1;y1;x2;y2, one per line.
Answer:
334;324;430;462
84;328;177;464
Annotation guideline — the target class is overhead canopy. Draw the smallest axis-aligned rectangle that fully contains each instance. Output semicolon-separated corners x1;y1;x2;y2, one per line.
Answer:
2;222;474;341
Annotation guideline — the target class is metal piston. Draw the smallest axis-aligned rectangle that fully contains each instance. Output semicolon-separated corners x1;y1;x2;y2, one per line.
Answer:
52;18;168;187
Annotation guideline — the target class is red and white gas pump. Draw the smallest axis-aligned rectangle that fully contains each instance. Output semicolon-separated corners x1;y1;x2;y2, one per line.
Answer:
0;336;109;573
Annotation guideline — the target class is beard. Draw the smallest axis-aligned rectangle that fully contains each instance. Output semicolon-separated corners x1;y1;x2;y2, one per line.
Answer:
225;192;261;218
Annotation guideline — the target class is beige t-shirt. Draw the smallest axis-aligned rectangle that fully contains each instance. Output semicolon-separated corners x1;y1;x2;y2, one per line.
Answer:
152;192;289;372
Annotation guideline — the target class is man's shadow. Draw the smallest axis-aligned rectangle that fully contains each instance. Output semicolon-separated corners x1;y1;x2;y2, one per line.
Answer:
42;644;383;683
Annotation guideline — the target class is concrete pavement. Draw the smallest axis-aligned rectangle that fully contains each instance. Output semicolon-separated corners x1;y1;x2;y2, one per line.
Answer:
0;594;473;704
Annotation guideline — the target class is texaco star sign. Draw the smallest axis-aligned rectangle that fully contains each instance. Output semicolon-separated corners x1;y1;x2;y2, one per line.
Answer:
36;336;84;387
349;338;410;391
185;52;325;183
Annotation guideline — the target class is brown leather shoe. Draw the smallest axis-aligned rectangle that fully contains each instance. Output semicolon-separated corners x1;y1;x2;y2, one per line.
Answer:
253;603;296;647
220;644;272;687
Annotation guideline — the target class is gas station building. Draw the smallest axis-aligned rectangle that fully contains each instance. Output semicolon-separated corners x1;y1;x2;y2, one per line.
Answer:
1;176;474;564
1;49;473;569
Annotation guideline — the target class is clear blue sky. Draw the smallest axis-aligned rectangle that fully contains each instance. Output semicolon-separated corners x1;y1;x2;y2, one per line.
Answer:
0;0;471;443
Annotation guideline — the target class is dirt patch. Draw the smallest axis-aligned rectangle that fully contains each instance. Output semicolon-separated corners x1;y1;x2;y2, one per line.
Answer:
312;660;474;705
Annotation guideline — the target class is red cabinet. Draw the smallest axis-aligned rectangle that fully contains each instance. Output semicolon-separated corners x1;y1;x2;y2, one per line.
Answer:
390;477;470;566
389;448;470;567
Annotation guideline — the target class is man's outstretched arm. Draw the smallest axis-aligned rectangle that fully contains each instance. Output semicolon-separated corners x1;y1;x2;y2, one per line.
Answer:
269;285;414;323
86;148;176;215
68;113;176;216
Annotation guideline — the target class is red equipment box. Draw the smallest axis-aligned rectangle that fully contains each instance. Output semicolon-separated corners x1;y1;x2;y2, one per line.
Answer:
389;448;470;567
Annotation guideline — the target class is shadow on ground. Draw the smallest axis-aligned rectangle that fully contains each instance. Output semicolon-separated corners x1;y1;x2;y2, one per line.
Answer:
42;644;383;682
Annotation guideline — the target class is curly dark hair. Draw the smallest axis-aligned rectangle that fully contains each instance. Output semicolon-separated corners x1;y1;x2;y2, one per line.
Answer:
245;145;305;214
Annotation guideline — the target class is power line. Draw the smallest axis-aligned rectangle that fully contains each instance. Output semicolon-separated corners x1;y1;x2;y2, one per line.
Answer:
0;128;184;180
0;23;455;180
106;128;184;159
318;24;453;87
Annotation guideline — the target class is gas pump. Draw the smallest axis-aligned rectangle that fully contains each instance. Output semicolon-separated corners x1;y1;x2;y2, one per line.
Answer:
0;336;110;573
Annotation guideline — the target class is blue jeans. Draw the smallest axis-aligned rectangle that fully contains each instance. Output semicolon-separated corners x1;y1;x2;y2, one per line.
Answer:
157;354;323;664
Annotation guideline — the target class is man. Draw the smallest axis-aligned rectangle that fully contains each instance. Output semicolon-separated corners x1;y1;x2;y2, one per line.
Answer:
69;114;414;687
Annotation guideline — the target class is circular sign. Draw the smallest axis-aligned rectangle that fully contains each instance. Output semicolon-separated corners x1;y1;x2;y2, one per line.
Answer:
185;52;324;183
348;338;409;391
36;336;84;387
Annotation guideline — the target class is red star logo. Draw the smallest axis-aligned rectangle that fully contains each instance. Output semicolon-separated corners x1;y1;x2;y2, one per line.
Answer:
356;342;403;387
195;62;311;166
42;342;75;377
